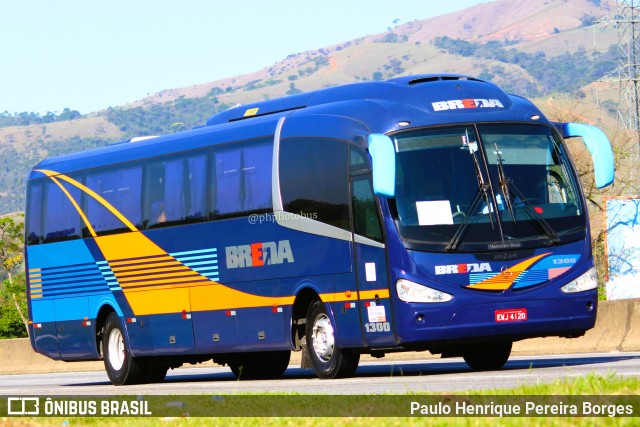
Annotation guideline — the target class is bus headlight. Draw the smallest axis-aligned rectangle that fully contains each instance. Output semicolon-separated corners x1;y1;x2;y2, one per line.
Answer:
560;266;598;293
396;279;453;303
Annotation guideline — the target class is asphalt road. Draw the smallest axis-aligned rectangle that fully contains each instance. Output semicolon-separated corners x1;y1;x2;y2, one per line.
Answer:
1;352;639;396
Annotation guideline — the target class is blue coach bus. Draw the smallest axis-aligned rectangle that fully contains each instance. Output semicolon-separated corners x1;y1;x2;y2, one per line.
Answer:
25;75;614;385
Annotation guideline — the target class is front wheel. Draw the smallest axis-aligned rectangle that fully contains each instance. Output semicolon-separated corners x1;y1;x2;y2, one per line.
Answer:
305;300;359;379
462;341;512;371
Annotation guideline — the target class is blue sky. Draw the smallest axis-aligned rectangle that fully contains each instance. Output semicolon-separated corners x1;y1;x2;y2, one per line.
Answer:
1;0;489;115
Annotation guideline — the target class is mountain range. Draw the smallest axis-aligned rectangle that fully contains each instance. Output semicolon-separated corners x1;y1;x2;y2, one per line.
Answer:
0;0;622;215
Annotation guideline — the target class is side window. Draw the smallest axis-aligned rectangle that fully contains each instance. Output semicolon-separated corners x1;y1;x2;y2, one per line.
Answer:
351;176;383;242
211;138;272;218
349;146;370;173
350;148;382;242
26;181;43;245
280;138;349;230
85;166;142;235
42;177;82;243
144;152;208;228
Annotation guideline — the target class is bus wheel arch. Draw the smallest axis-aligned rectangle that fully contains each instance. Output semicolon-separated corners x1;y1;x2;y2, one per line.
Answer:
95;304;117;359
100;312;169;385
102;312;145;385
291;287;322;351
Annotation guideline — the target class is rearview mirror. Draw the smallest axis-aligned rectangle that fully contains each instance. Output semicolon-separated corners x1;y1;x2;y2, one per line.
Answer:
554;122;614;188
368;133;396;197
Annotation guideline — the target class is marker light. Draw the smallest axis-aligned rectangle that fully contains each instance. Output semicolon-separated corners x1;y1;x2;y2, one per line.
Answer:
561;266;598;293
396;279;453;303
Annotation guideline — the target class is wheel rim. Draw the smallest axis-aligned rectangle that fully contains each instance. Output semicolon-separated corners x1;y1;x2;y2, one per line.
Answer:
311;313;334;362
107;327;125;371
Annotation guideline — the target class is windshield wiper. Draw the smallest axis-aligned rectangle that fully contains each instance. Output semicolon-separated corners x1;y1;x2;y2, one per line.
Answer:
446;137;496;252
493;143;561;245
493;143;516;222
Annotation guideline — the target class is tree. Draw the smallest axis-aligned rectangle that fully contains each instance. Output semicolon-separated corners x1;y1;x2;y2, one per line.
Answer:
0;274;27;338
0;215;24;284
170;122;186;133
543;99;640;298
58;108;81;121
0;215;28;337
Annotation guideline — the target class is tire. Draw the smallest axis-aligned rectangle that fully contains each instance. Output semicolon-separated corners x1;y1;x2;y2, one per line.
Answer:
462;341;512;371
141;360;168;383
102;313;145;385
229;351;291;380
305;300;359;379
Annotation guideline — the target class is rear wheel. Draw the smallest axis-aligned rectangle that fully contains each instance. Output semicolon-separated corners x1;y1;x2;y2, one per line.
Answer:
305;300;359;379
462;341;512;371
229;351;291;380
103;313;144;385
141;360;168;383
102;313;168;384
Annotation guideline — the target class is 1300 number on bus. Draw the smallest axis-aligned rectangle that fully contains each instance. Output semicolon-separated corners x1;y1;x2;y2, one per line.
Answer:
365;322;391;333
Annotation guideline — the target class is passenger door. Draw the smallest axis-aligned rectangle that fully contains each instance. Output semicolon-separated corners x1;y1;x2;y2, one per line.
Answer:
350;149;397;347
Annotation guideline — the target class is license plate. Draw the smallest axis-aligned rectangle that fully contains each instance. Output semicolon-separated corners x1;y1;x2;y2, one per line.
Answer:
495;308;528;322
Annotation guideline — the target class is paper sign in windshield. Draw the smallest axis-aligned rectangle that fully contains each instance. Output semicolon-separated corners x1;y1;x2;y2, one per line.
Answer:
416;200;454;226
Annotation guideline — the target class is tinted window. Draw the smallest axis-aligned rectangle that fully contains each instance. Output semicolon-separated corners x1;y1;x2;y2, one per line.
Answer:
349;146;370;174
211;138;272;218
392;124;586;252
43;177;82;243
26;181;43;245
144;152;208;228
280;138;349;230
85;166;142;235
351;176;382;241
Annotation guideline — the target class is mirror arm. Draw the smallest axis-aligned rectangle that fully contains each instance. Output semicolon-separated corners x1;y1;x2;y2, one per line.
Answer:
553;122;614;189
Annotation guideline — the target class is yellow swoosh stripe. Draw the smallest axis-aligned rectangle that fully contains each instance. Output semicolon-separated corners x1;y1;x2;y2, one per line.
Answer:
35;169;392;317
36;169;138;233
466;252;551;290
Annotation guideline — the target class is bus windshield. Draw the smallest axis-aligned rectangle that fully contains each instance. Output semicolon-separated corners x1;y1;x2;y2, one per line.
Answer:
391;124;585;252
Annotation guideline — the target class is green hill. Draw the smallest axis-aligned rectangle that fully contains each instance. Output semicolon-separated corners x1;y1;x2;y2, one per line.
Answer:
0;0;627;215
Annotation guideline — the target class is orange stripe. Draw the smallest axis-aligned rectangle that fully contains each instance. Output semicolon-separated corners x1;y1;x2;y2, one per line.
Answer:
320;288;390;303
122;280;214;293
115;265;191;278
467;253;551;290
111;261;182;273
119;274;207;287
108;255;175;267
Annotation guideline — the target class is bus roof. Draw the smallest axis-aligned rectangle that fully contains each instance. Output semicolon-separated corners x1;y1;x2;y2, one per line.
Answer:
205;74;543;128
29;74;547;178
